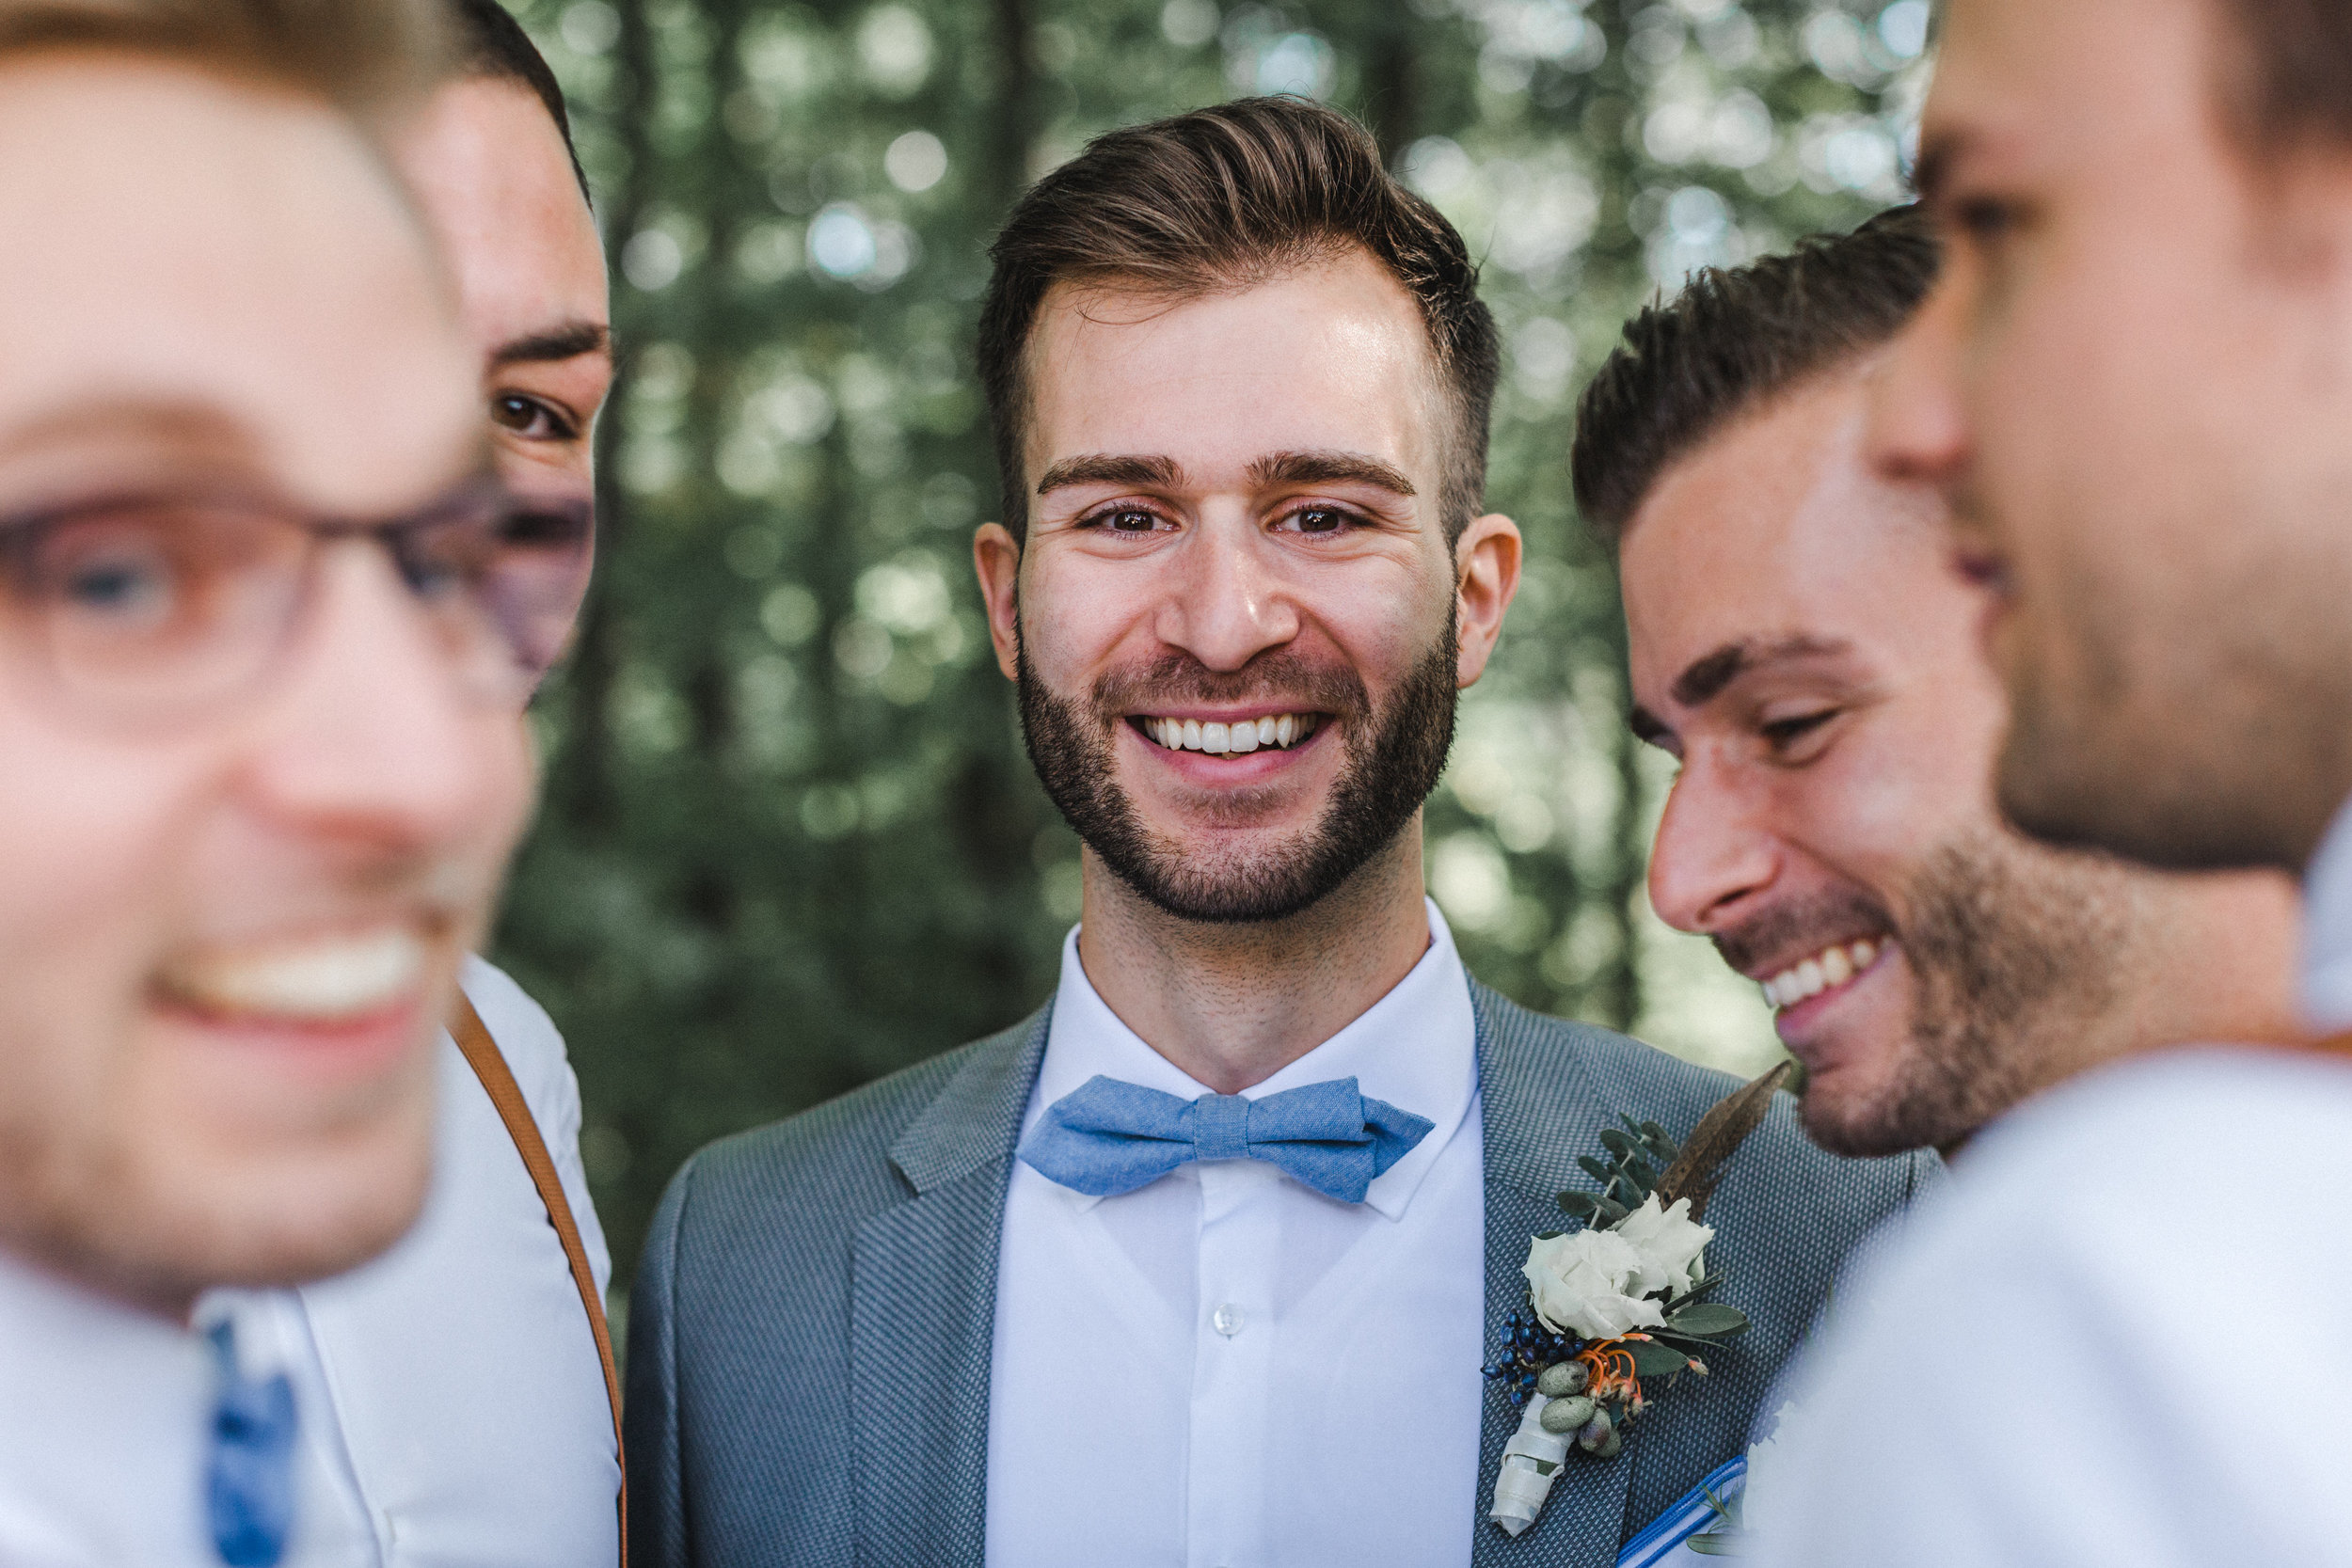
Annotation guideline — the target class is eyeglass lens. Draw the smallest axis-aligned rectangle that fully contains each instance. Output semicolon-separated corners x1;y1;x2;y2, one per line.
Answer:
0;487;594;726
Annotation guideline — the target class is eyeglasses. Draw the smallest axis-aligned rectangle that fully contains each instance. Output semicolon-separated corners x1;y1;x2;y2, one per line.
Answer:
0;478;594;729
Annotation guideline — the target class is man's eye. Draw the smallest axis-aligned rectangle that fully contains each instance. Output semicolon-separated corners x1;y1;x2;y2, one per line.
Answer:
490;394;576;442
1761;710;1836;750
1084;507;1163;533
1951;196;2018;247
1284;505;1352;534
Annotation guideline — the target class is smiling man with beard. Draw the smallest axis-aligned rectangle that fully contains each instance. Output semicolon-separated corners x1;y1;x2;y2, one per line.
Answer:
1581;206;2303;1162
627;97;1931;1568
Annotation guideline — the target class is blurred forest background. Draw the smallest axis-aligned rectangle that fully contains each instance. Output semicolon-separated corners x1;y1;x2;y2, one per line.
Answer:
487;0;1929;1291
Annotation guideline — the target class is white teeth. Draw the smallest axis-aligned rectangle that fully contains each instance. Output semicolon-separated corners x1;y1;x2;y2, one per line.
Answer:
1143;712;1321;757
1760;938;1888;1011
162;928;428;1022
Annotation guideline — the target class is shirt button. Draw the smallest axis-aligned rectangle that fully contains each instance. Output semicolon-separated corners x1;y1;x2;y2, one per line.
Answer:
1212;1303;1244;1338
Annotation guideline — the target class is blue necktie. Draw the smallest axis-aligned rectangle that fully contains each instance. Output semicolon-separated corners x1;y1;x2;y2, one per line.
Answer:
1020;1074;1435;1203
204;1321;297;1568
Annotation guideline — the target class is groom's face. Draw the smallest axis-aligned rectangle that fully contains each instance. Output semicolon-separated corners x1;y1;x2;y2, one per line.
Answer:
977;249;1510;922
1625;363;2137;1156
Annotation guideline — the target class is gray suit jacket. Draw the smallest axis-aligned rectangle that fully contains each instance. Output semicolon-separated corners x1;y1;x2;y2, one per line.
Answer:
628;983;1935;1567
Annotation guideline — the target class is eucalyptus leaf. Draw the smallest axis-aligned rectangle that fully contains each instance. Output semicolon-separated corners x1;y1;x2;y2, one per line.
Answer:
1533;1229;1565;1241
1627;1339;1689;1376
1577;1154;1615;1185
1666;1304;1751;1338
1684;1533;1746;1556
1599;1128;1636;1158
1557;1191;1600;1219
1594;1197;1629;1227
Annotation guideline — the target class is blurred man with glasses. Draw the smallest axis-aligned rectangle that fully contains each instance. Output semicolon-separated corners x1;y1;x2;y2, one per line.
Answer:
0;1;590;1561
201;4;628;1562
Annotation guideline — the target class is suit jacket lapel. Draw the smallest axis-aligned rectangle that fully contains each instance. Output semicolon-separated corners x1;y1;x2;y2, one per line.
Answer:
1470;984;1632;1568
849;1007;1050;1568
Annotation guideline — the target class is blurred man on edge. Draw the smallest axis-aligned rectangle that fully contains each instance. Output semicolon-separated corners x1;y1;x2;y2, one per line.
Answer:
201;3;628;1561
0;0;570;1560
1577;205;2301;1164
1747;3;2352;1564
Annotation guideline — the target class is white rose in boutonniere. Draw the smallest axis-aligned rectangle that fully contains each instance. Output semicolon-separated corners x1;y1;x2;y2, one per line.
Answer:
1613;1192;1714;1296
1521;1227;1667;1340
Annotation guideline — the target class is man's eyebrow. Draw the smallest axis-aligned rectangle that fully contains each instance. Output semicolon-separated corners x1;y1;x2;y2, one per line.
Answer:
489;322;612;369
1671;635;1854;709
1036;453;1183;494
1247;450;1416;496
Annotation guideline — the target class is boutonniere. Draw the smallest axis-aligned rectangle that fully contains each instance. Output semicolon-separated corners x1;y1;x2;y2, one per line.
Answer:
1485;1064;1793;1539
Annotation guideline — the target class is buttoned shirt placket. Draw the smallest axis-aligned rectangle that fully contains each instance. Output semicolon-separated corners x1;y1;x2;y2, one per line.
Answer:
1185;1159;1282;1568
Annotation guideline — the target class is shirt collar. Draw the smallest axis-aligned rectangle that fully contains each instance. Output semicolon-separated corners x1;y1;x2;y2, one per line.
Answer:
2302;793;2352;1029
1029;898;1478;1221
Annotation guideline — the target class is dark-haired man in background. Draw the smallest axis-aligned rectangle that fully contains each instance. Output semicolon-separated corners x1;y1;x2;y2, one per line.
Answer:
204;4;625;1563
1575;205;2300;1164
1743;0;2352;1562
627;96;1928;1568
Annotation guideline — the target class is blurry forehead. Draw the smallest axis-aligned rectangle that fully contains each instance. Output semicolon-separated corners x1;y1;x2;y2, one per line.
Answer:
0;54;477;507
1929;0;2208;164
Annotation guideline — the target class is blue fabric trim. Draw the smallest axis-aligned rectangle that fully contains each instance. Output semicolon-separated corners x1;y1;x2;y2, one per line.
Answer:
1615;1456;1746;1568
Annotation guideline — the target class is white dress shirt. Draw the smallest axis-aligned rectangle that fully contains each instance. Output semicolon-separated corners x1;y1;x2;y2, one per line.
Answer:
209;956;618;1568
985;900;1486;1568
1746;805;2352;1568
0;1252;358;1567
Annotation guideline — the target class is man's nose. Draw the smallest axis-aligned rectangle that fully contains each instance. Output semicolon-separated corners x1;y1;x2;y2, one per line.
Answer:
1152;518;1300;673
1867;277;1973;489
235;545;522;856
1647;759;1780;937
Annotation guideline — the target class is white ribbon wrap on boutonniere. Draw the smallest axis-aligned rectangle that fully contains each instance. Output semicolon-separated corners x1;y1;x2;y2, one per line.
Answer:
1490;1395;1576;1538
1484;1063;1793;1541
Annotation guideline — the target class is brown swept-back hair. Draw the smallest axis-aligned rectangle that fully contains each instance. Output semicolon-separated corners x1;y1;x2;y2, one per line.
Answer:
977;96;1501;548
1572;203;1939;546
0;0;452;127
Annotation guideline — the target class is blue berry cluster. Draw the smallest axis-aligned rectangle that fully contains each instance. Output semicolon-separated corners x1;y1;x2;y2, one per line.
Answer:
1481;1307;1583;1407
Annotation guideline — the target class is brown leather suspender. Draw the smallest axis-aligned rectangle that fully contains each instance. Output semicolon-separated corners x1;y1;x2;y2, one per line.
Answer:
450;993;628;1565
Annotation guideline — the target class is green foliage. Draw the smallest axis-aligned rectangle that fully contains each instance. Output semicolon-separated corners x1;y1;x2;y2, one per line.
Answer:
492;0;1922;1287
1561;1111;1678;1222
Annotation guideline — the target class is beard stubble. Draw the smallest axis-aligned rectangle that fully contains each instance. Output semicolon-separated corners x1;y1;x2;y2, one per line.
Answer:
1017;610;1460;925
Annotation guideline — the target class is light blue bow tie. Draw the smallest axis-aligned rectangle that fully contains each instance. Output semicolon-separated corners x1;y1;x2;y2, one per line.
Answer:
1020;1074;1435;1204
204;1320;297;1568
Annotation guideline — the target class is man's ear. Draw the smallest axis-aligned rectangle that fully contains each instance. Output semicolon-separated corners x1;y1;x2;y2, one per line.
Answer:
973;521;1024;682
1454;512;1523;689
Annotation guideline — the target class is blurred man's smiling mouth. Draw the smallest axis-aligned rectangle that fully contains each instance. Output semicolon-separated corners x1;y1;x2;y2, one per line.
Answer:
155;926;437;1026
